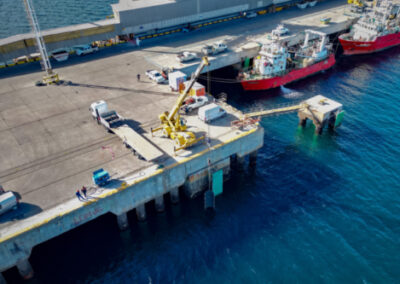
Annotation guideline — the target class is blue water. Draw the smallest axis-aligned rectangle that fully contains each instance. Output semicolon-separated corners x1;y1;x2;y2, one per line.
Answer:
0;0;117;39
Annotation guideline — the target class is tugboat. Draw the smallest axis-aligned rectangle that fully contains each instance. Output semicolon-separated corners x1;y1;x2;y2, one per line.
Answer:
240;30;335;91
339;0;400;55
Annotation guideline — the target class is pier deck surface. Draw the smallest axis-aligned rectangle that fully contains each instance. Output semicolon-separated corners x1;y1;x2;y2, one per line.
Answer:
0;0;346;232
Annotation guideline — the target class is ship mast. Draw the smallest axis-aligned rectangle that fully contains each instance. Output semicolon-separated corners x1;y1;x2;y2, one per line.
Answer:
22;0;59;84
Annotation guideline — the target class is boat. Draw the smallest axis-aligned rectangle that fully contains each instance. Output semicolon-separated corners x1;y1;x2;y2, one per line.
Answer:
50;48;70;62
339;0;400;55
240;30;335;91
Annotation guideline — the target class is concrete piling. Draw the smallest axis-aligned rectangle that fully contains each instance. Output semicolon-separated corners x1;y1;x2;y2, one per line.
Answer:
0;272;6;284
16;259;34;280
116;212;129;230
136;204;146;221
170;187;180;204
249;151;257;167
155;196;165;212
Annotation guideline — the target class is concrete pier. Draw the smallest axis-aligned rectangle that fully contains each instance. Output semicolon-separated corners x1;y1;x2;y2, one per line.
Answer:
136;205;147;221
0;272;6;284
116;212;129;230
16;259;34;280
170;187;180;204
155;196;165;213
298;95;343;134
249;151;258;167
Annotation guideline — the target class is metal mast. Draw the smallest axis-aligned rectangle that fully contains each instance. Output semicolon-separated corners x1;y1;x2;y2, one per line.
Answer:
23;0;58;83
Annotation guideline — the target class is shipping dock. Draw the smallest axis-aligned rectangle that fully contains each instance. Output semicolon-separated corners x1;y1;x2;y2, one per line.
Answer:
0;0;350;282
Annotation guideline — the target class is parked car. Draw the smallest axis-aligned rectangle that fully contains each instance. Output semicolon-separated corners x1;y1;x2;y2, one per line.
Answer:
245;11;258;19
198;103;226;123
145;70;166;84
182;96;209;113
177;51;197;63
201;42;228;56
73;44;99;56
271;24;289;37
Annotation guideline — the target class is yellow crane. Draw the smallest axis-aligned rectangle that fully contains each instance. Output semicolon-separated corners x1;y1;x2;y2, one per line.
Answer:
151;56;209;151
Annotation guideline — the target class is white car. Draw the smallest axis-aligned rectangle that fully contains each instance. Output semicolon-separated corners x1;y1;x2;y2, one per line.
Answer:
271;24;289;37
182;96;209;113
245;11;258;19
145;70;166;84
201;42;228;56
177;51;197;63
74;44;99;56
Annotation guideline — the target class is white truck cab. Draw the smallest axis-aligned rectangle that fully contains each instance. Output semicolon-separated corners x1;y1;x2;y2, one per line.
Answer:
0;191;18;216
198;103;226;123
89;100;108;118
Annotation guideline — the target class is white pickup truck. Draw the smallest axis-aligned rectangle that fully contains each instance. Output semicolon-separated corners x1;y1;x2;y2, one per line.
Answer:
89;100;124;131
145;70;166;84
202;42;228;56
182;96;209;113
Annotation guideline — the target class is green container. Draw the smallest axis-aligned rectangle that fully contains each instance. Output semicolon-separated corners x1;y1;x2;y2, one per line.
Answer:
335;111;345;128
212;170;223;196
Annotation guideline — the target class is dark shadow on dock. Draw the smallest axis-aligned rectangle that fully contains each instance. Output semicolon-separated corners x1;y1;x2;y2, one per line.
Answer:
0;202;42;224
60;80;176;97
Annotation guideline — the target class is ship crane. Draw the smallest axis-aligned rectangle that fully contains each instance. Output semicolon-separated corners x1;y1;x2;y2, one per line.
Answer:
23;0;59;85
302;30;328;53
151;57;209;151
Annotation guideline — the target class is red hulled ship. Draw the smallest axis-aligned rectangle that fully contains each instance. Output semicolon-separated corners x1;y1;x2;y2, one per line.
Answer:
339;0;400;55
240;29;335;91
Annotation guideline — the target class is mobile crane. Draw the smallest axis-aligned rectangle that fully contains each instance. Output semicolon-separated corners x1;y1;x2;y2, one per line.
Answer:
151;56;210;151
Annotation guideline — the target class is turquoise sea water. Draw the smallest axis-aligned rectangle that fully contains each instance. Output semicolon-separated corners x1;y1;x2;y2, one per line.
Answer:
0;0;117;39
2;1;400;283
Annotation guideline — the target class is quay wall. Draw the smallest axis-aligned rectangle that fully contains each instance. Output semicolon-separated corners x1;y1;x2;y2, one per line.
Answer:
0;126;264;273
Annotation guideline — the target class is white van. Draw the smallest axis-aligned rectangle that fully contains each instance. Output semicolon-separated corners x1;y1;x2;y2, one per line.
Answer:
0;191;18;216
198;103;226;123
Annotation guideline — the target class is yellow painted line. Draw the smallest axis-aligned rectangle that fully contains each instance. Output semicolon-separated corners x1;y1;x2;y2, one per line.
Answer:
0;127;259;243
218;20;223;22
140;36;146;40
213;21;218;24
165;31;170;34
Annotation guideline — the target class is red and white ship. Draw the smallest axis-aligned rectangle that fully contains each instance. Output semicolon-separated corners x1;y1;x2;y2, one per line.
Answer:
339;0;400;55
240;30;335;91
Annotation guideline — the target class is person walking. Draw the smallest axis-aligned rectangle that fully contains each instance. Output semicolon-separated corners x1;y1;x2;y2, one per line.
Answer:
76;190;84;201
137;73;141;82
81;186;87;198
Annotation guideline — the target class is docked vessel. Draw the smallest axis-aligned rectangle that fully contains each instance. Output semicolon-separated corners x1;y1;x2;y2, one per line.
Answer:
339;0;400;55
240;30;335;91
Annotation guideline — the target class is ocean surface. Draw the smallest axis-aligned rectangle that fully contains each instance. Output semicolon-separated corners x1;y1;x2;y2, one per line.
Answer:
0;0;117;39
2;1;400;283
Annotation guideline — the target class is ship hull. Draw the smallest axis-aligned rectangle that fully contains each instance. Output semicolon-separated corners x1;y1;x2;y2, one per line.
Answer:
339;32;400;55
241;54;335;91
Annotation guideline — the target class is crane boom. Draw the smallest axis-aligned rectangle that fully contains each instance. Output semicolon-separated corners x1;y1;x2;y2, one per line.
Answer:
168;57;209;121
